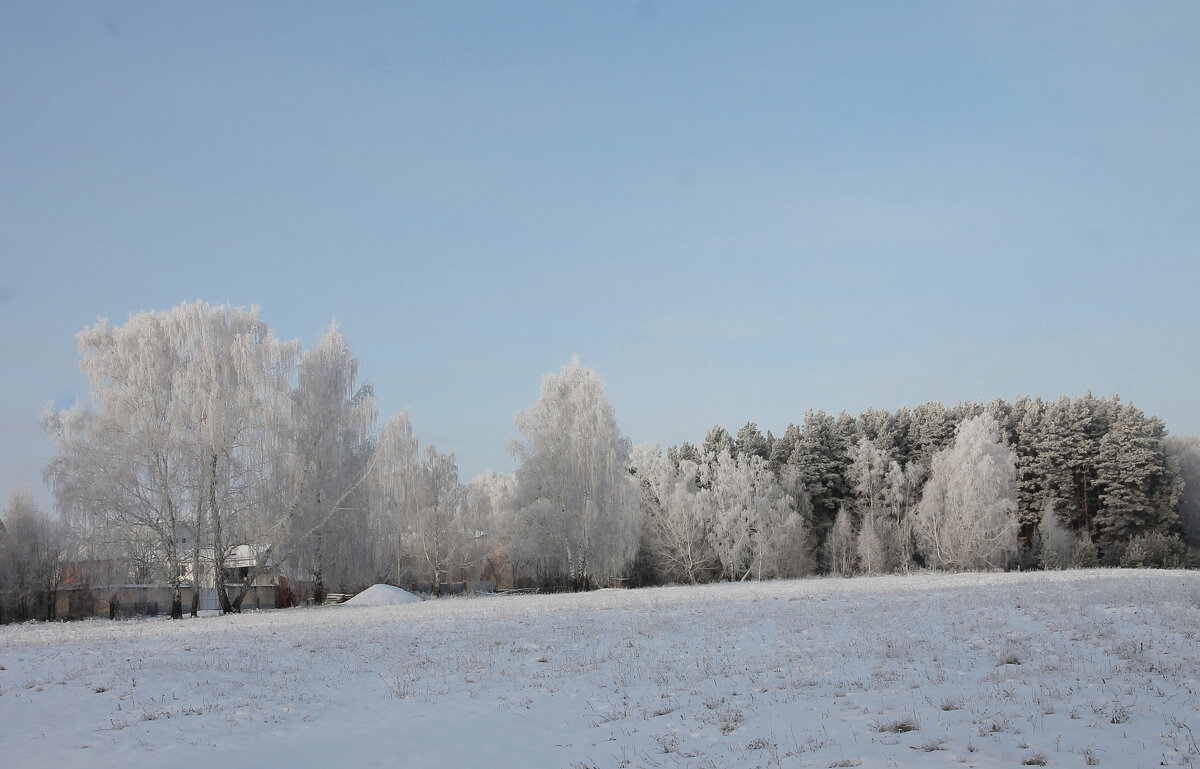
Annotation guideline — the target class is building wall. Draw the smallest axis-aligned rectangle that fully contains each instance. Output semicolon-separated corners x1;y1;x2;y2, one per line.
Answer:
54;584;279;619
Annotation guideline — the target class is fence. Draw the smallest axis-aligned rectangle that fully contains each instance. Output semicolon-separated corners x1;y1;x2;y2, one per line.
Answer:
408;580;495;596
52;583;279;619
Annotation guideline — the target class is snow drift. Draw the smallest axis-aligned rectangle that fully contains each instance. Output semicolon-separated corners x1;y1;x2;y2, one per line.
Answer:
341;584;421;606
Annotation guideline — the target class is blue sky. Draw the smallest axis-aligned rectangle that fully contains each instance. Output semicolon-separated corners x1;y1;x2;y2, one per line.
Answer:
3;2;1198;506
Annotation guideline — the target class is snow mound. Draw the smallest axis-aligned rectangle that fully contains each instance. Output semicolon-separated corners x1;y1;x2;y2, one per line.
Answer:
341;584;421;607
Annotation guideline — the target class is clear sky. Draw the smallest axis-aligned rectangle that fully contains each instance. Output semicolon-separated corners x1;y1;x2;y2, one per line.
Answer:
3;2;1198;507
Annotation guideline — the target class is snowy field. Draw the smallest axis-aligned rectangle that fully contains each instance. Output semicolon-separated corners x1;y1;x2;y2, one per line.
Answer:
2;570;1198;769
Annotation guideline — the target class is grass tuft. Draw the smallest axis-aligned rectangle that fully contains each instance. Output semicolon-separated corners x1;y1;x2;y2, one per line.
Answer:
871;716;919;734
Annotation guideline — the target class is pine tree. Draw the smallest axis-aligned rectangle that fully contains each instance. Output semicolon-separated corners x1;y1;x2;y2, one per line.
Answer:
889;406;915;468
734;421;770;461
986;397;1016;446
768;423;800;475
1010;395;1047;531
909;402;955;469
1094;402;1181;547
857;408;899;458
703;425;735;458
946;400;986;429
790;409;853;544
1033;394;1110;537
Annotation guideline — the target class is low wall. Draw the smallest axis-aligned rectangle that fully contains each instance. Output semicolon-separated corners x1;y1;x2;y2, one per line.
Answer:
408;580;495;596
55;584;278;619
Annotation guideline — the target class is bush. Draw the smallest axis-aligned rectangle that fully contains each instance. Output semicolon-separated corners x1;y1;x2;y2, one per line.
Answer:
1016;542;1042;572
1072;538;1100;568
1119;532;1187;569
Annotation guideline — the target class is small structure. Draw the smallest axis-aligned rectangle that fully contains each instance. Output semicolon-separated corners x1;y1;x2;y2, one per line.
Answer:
180;543;280;611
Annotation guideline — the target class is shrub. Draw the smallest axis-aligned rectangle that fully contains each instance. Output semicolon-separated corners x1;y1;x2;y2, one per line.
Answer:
1072;538;1100;568
1119;532;1187;569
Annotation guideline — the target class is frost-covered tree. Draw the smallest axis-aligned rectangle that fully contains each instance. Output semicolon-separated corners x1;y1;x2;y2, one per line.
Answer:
1009;395;1047;529
1094;402;1180;548
849;438;889;521
668;441;702;469
471;469;522;586
368;412;421;583
768;423;800;475
705;450;757;581
44;309;200;617
703;425;735;458
706;450;810;581
825;506;854;576
410;445;461;594
1164;434;1200;549
632;443;810;584
705;451;786;581
352;420;480;594
908;401;956;469
790;409;852;541
857;407;901;460
0;488;71;622
734;422;770;461
1036;501;1076;569
271;325;377;602
1118;531;1187;568
630;444;718;584
43;402;161;612
883;460;924;571
849;437;894;575
508;358;640;589
454;473;494;583
855;516;885;575
772;465;815;578
169;303;298;614
44;303;381;615
1032;394;1109;537
913;413;1019;571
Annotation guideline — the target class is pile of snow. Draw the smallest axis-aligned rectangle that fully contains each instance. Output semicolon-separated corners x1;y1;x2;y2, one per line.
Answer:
341;583;421;606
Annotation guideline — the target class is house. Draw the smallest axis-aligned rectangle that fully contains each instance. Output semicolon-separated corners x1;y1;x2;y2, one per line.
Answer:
178;542;281;611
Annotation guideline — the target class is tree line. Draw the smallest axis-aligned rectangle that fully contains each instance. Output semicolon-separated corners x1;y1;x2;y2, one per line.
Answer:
650;390;1198;584
2;301;1197;621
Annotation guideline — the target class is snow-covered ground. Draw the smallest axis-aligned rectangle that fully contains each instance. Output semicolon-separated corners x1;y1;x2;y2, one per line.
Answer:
1;570;1197;768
